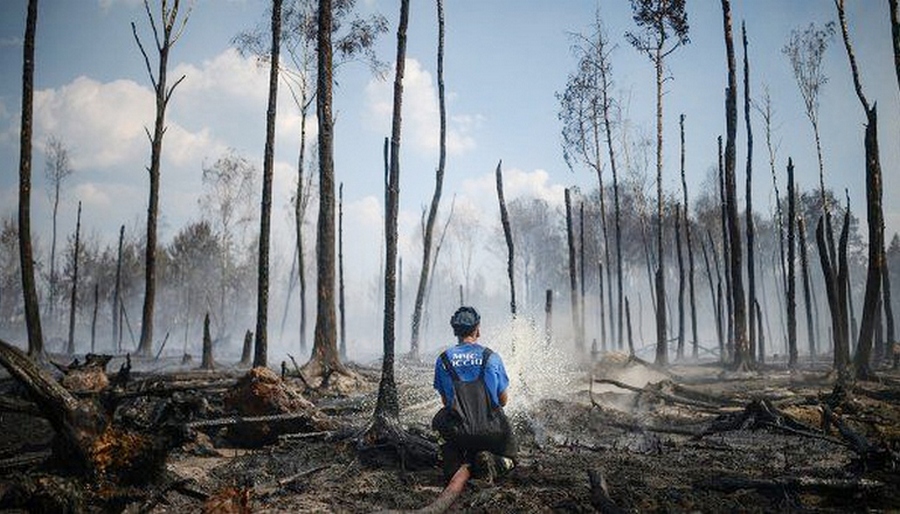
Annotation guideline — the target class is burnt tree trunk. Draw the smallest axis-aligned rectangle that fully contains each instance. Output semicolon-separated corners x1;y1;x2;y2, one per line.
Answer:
373;0;409;429
601;64;624;351
240;329;252;366
816;213;851;380
581;203;590;348
134;0;188;357
787;160;798;367
836;0;885;381
798;217;816;362
701;233;724;357
742;22;757;363
339;182;346;360
18;0;44;357
496;161;516;316
679;114;699;359
253;0;281;368
565;188;583;351
67;201;82;356
113;225;124;352
409;0;448;357
545;289;553;346
626;296;635;358
307;0;347;378
891;0;900;92
675;205;686;360
201;312;214;371
90;282;99;353
718;136;734;357
721;0;749;370
884;265;896;355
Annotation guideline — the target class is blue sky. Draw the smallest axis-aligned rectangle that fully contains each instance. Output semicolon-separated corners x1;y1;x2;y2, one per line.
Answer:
0;0;898;349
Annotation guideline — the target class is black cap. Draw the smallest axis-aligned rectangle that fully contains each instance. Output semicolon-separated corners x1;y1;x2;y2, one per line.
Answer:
450;306;480;336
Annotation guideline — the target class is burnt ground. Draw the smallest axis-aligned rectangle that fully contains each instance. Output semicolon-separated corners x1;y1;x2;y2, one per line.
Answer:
1;352;899;513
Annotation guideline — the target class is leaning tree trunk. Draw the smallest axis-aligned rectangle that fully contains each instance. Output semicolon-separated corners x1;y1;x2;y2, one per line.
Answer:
742;22;757;363
18;0;44;357
836;0;885;381
67;201;82;356
565;188;582;351
787;160;798;367
721;0;749;370
372;0;410;430
253;0;281;369
891;0;900;92
409;0;448;358
679;114;699;359
496;161;516;316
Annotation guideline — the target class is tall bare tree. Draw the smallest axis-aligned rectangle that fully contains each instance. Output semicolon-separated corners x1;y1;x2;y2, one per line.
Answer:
409;0;448;359
565;188;582;350
44;135;73;322
836;0;885;381
132;0;191;356
626;0;689;366
372;0;410;431
253;0;282;369
679;114;698;359
18;0;44;357
721;0;750;370
742;22;757;362
787;160;798;368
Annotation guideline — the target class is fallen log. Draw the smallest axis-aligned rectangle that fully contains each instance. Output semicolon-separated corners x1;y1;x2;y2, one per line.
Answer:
593;377;727;411
696;473;884;494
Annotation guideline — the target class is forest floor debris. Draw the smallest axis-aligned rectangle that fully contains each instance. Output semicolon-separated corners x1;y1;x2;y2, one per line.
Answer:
1;352;899;512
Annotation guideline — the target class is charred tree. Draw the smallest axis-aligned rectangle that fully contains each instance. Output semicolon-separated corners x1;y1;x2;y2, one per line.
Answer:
626;0;689;368
884;265;896;356
372;0;409;430
679;114;698;359
836;0;885;381
496;161;517;316
67;201;82;356
817;210;852;379
201;312;214;370
787;160;798;367
565;188;582;351
113;225;124;352
306;0;348;380
800;216;817;366
701;232;724;357
721;0;750;370
675;205;686;360
892;0;900;91
742;21;757;362
625;296;635;357
18;0;44;357
133;0;190;356
545;289;553;346
90;283;98;353
339;182;346;360
252;0;282;369
718;136;734;355
240;329;252;366
410;0;448;357
580;203;589;349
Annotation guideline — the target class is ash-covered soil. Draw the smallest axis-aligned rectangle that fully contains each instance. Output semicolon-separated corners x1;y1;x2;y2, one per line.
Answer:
1;353;899;513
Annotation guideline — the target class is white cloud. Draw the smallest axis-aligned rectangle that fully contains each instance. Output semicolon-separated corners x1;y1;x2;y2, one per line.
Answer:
365;58;478;156
461;167;565;210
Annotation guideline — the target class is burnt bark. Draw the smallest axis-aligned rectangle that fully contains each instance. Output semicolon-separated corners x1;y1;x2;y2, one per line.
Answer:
679;114;698;359
836;0;885;381
410;0;448;356
701;233;724;357
545;289;553;346
113;225;124;352
786;161;798;368
200;312;214;371
67;201;82;356
252;0;281;369
722;0;749;370
798;216;815;365
718;136;733;356
18;0;44;357
675;205;686;360
338;182;346;360
307;0;347;378
742;22;757;363
816;213;851;380
240;329;252;366
133;0;189;356
625;297;635;358
565;188;583;350
372;0;409;429
90;283;99;353
496;161;516;316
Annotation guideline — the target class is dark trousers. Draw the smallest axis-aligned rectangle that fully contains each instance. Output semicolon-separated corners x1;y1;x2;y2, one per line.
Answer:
439;429;517;479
